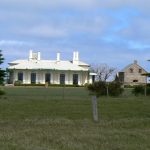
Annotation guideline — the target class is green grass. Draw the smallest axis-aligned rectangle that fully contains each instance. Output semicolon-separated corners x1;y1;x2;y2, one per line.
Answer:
0;87;150;150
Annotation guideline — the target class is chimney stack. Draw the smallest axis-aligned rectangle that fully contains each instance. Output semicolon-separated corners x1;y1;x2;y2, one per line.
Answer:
73;51;79;64
29;50;33;60
37;52;41;61
57;52;60;62
134;60;138;64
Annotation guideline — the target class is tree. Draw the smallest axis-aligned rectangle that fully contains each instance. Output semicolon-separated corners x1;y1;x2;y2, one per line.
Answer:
0;50;5;85
90;64;116;82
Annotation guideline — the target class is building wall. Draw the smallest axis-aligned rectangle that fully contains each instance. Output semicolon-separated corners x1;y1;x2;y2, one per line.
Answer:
12;70;89;85
123;63;147;85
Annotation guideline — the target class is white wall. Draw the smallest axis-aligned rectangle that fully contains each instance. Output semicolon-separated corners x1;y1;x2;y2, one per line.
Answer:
12;70;89;85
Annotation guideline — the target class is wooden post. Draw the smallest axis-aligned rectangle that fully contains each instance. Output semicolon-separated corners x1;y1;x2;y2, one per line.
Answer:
62;84;65;100
144;84;147;97
92;96;98;122
107;84;109;97
106;82;109;97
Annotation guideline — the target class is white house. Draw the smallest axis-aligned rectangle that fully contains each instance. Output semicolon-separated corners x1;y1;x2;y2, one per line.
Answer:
8;50;96;86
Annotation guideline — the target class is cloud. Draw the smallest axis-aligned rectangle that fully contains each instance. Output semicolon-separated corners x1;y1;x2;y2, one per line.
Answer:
0;0;99;10
0;40;33;46
20;25;68;38
1;0;150;12
0;0;150;71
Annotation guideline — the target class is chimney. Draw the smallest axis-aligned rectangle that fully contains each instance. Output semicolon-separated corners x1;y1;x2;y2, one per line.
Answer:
134;60;137;64
73;51;79;64
38;52;41;61
57;52;60;62
29;50;33;60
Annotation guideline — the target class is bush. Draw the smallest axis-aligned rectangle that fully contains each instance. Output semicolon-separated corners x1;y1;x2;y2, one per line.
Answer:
87;81;107;97
147;83;150;87
0;89;5;95
146;87;150;95
14;83;83;87
87;81;123;97
132;85;150;96
14;80;23;86
108;82;124;96
132;85;144;96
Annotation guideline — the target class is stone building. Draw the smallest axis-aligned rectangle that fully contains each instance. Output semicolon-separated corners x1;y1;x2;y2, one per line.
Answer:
116;60;147;85
8;50;96;85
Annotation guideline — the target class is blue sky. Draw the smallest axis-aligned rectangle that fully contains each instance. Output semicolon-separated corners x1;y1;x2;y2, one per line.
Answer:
0;0;150;71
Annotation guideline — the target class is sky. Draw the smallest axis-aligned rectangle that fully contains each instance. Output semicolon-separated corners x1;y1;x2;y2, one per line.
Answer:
0;0;150;72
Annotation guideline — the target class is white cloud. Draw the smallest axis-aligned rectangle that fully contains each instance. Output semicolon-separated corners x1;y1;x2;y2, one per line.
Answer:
0;40;33;46
19;25;68;38
0;0;100;11
118;16;150;42
1;0;150;11
0;0;150;71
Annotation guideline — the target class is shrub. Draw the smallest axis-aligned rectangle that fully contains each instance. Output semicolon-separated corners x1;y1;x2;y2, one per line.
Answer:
14;80;23;86
0;89;5;95
14;83;83;87
146;87;150;95
147;83;150;87
132;85;144;96
87;81;123;97
108;82;124;96
87;81;107;97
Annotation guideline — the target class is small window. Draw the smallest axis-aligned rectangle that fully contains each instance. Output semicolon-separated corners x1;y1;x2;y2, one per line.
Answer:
139;69;142;73
129;68;133;73
133;80;138;82
60;74;65;85
18;72;23;82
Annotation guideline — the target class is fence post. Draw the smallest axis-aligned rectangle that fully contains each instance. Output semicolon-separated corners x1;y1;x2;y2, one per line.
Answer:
92;96;98;122
106;83;109;97
62;84;65;100
144;84;147;97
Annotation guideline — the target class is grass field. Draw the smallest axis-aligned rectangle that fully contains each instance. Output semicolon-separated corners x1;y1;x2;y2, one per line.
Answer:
0;87;150;150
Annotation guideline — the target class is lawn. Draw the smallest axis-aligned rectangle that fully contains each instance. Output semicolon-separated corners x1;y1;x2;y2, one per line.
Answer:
0;87;150;150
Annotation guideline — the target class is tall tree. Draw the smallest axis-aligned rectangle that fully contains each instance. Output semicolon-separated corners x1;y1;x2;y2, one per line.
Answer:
91;64;116;82
0;50;5;85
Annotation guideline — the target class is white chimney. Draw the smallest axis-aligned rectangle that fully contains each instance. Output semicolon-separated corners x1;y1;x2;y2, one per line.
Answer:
29;50;33;60
73;51;76;60
76;51;79;61
73;51;79;64
57;52;60;62
38;52;41;61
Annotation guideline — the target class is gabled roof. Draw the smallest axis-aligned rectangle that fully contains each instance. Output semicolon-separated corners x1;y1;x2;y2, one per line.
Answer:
120;61;147;73
8;59;89;71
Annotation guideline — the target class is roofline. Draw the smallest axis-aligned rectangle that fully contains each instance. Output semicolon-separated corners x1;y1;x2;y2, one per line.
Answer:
119;63;148;73
8;68;89;72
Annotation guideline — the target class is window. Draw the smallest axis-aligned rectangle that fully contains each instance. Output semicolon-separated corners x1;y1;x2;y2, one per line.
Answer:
31;73;36;84
133;80;138;82
18;72;23;82
129;68;133;73
60;74;65;84
45;73;51;84
139;69;142;73
73;74;78;85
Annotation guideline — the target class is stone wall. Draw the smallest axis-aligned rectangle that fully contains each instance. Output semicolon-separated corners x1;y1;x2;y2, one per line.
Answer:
123;62;147;85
